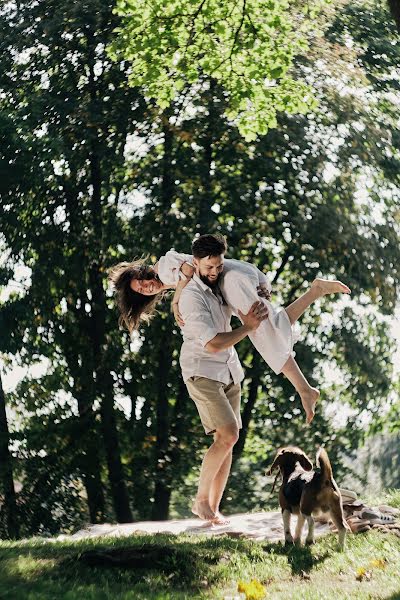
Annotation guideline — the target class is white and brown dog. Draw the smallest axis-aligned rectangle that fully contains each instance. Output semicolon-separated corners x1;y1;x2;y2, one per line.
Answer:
268;446;349;550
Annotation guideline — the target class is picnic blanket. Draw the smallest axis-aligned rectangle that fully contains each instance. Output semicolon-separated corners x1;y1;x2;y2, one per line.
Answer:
51;511;331;543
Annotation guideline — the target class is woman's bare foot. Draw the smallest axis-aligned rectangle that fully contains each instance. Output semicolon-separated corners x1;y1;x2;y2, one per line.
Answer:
299;387;320;423
192;499;216;521
311;279;351;297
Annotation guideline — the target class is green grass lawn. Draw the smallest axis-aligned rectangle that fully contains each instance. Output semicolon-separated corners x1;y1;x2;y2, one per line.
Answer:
1;491;399;600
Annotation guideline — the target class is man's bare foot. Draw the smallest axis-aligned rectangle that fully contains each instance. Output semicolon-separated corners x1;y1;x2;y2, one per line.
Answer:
311;278;351;297
192;499;216;521
300;387;320;423
211;511;230;525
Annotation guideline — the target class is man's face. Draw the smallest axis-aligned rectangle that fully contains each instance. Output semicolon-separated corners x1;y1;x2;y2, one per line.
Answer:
193;254;224;288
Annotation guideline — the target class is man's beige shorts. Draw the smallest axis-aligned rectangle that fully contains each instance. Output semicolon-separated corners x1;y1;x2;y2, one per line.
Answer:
185;376;242;435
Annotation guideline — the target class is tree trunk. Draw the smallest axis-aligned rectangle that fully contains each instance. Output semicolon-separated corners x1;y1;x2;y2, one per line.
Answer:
233;354;262;464
64;340;106;523
84;30;133;521
76;392;106;522
89;259;133;522
99;370;133;522
152;485;172;521
387;0;400;32
159;111;175;251
198;80;216;233
0;373;19;539
150;115;176;520
220;353;262;510
151;329;173;520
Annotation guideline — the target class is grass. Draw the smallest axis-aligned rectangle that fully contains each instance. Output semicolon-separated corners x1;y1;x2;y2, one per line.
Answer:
1;491;400;600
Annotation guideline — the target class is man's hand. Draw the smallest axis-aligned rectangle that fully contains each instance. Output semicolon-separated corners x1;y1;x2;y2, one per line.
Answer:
238;301;269;331
257;284;271;300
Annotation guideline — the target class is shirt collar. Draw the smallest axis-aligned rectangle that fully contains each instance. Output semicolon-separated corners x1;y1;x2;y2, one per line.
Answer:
192;273;212;292
192;274;226;304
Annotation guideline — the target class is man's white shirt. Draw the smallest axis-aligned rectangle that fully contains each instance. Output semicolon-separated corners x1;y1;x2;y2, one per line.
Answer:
178;274;244;385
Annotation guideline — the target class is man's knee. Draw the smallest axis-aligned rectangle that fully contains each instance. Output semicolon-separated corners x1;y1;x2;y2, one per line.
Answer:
214;424;240;448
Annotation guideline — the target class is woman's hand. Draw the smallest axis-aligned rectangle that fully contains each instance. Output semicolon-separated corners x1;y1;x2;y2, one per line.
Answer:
257;284;271;300
180;262;195;278
172;302;185;327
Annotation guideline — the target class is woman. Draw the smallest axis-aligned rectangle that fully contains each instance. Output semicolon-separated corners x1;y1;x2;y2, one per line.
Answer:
107;251;195;332
109;243;350;423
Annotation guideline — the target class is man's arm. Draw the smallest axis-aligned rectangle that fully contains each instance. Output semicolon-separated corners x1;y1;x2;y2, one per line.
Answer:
179;292;267;353
205;301;268;353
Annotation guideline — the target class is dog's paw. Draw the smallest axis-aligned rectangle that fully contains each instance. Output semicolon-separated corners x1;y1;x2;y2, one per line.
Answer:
305;538;315;546
284;538;294;546
293;537;302;546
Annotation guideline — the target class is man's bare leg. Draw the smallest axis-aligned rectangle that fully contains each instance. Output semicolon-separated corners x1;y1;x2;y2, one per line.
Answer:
281;356;320;424
208;449;233;525
192;423;238;521
285;278;351;325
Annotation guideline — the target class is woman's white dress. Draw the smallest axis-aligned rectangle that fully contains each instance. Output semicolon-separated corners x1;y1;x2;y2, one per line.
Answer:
157;250;296;374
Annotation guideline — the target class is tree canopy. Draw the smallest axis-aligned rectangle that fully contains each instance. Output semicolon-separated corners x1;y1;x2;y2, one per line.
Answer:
109;0;325;139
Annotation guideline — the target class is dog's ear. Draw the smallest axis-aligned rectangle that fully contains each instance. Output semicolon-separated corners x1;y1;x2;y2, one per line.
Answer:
267;450;285;475
298;452;313;471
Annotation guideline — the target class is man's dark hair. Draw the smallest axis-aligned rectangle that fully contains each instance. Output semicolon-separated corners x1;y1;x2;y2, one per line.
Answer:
192;233;227;259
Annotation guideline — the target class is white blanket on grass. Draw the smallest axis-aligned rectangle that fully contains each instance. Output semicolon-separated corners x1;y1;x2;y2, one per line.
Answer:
49;511;331;543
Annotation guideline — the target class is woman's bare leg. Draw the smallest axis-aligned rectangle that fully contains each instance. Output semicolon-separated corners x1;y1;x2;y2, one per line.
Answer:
285;279;351;325
281;279;349;422
281;356;320;424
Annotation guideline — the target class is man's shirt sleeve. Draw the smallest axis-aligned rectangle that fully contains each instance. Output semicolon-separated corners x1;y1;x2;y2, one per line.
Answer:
179;290;218;348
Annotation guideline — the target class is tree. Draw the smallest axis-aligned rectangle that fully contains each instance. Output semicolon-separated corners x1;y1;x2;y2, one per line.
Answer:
109;0;325;140
0;0;142;523
387;0;400;31
0;372;19;539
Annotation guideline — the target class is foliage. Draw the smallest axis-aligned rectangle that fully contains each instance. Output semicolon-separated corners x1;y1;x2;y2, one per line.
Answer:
109;0;326;140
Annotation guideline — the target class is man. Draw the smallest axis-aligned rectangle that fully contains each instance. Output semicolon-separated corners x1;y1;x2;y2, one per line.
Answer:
178;233;268;524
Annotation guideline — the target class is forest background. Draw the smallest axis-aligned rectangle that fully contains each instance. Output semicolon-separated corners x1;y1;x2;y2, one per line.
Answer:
0;0;400;539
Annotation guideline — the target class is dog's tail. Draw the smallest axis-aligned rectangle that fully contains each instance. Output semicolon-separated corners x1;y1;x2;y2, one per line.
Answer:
316;447;333;483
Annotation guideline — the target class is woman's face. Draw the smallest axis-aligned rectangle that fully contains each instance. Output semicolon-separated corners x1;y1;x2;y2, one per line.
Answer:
130;277;163;296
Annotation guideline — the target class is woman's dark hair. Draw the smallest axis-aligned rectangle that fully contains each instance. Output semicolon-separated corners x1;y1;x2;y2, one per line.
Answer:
192;233;227;258
108;257;166;334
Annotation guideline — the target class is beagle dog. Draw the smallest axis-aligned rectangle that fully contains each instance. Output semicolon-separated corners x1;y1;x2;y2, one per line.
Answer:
268;446;349;550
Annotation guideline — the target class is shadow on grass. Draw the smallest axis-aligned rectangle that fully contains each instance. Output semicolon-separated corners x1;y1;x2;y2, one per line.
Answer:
0;533;270;596
262;541;329;576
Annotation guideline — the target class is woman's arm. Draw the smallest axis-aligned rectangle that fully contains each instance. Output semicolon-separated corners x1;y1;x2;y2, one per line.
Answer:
171;262;195;326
